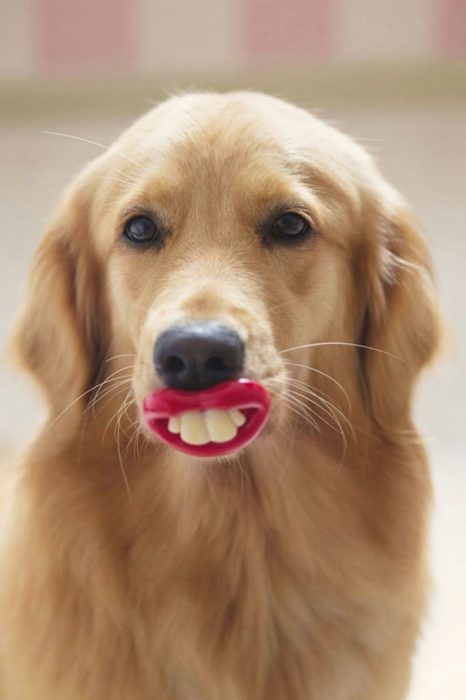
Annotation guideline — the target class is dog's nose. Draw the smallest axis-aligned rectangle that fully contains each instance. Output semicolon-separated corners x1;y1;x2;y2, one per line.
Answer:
154;322;245;391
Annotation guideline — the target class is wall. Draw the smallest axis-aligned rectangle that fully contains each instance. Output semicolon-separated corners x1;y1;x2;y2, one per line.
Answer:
1;0;465;79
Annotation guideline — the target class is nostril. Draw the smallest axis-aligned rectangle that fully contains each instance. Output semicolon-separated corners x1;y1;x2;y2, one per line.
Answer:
164;355;185;374
205;356;227;373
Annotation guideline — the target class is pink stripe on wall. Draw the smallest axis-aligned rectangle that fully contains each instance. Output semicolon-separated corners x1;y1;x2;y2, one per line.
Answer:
437;0;466;56
34;0;134;74
241;0;333;63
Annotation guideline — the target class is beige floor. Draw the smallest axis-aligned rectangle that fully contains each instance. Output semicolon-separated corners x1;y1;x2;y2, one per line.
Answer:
0;105;465;698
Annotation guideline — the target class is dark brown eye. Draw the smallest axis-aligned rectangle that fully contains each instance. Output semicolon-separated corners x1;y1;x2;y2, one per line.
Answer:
268;212;311;243
123;215;159;245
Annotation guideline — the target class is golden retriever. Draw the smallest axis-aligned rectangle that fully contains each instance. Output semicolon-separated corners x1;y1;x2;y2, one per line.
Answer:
0;92;441;699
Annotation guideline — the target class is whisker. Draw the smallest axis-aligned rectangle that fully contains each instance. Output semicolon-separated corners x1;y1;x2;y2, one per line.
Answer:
285;376;342;409
87;365;134;414
282;360;351;408
44;370;132;432
41;131;145;172
101;384;135;443
269;371;355;452
88;372;133;405
282;394;321;432
285;378;352;423
279;341;400;361
95;364;134;383
124;417;144;459
115;392;137;442
104;353;137;363
132;416;148;461
114;389;134;499
286;387;343;433
97;170;141;188
280;399;311;428
285;387;350;450
268;299;296;314
89;378;134;419
287;380;355;441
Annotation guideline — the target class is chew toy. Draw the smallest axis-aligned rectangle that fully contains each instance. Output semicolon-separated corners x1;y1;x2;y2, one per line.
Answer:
143;379;270;457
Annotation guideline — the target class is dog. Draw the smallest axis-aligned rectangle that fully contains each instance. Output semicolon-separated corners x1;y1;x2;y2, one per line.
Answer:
0;92;441;699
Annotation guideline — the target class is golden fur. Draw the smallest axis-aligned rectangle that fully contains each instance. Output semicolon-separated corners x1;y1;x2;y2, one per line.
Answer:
0;92;441;699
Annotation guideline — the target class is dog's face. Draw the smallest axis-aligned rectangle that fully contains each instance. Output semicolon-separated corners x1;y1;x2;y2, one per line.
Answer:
107;95;364;446
15;93;440;456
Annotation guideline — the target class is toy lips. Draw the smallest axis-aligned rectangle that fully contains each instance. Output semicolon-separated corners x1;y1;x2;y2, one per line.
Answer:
143;379;271;457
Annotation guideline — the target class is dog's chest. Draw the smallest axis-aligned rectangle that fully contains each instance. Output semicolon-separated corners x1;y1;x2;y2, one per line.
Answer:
136;524;385;700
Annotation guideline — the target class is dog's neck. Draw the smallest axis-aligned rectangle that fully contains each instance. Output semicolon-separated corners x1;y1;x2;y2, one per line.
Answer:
29;391;368;546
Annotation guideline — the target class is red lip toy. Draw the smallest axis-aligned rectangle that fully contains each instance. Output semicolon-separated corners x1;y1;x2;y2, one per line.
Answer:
143;379;271;457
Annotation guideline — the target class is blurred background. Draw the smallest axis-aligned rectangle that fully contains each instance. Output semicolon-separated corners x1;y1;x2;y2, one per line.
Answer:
1;1;465;697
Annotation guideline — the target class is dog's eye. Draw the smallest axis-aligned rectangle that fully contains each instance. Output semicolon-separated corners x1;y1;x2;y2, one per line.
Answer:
268;213;311;243
123;215;159;244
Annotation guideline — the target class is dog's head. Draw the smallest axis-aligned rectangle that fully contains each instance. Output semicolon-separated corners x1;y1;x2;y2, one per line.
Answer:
14;93;441;457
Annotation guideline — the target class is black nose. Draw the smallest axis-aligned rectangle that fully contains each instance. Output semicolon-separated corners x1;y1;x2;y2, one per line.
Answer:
154;322;245;391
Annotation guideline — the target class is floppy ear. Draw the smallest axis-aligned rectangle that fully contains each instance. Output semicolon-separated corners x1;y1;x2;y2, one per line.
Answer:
13;180;107;418
360;205;442;433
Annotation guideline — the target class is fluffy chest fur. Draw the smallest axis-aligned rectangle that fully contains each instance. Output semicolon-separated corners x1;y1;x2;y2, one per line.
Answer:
0;435;429;700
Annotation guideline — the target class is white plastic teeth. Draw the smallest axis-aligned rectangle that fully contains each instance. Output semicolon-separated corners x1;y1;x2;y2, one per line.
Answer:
167;409;247;445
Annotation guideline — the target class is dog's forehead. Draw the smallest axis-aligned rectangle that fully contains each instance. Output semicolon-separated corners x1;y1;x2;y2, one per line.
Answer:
94;92;398;245
114;92;367;180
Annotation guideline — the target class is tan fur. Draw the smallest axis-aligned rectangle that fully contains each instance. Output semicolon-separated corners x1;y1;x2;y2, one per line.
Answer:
0;92;441;699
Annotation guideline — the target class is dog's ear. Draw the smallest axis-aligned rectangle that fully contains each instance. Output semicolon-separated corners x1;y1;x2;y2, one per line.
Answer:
13;177;107;418
360;201;442;433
